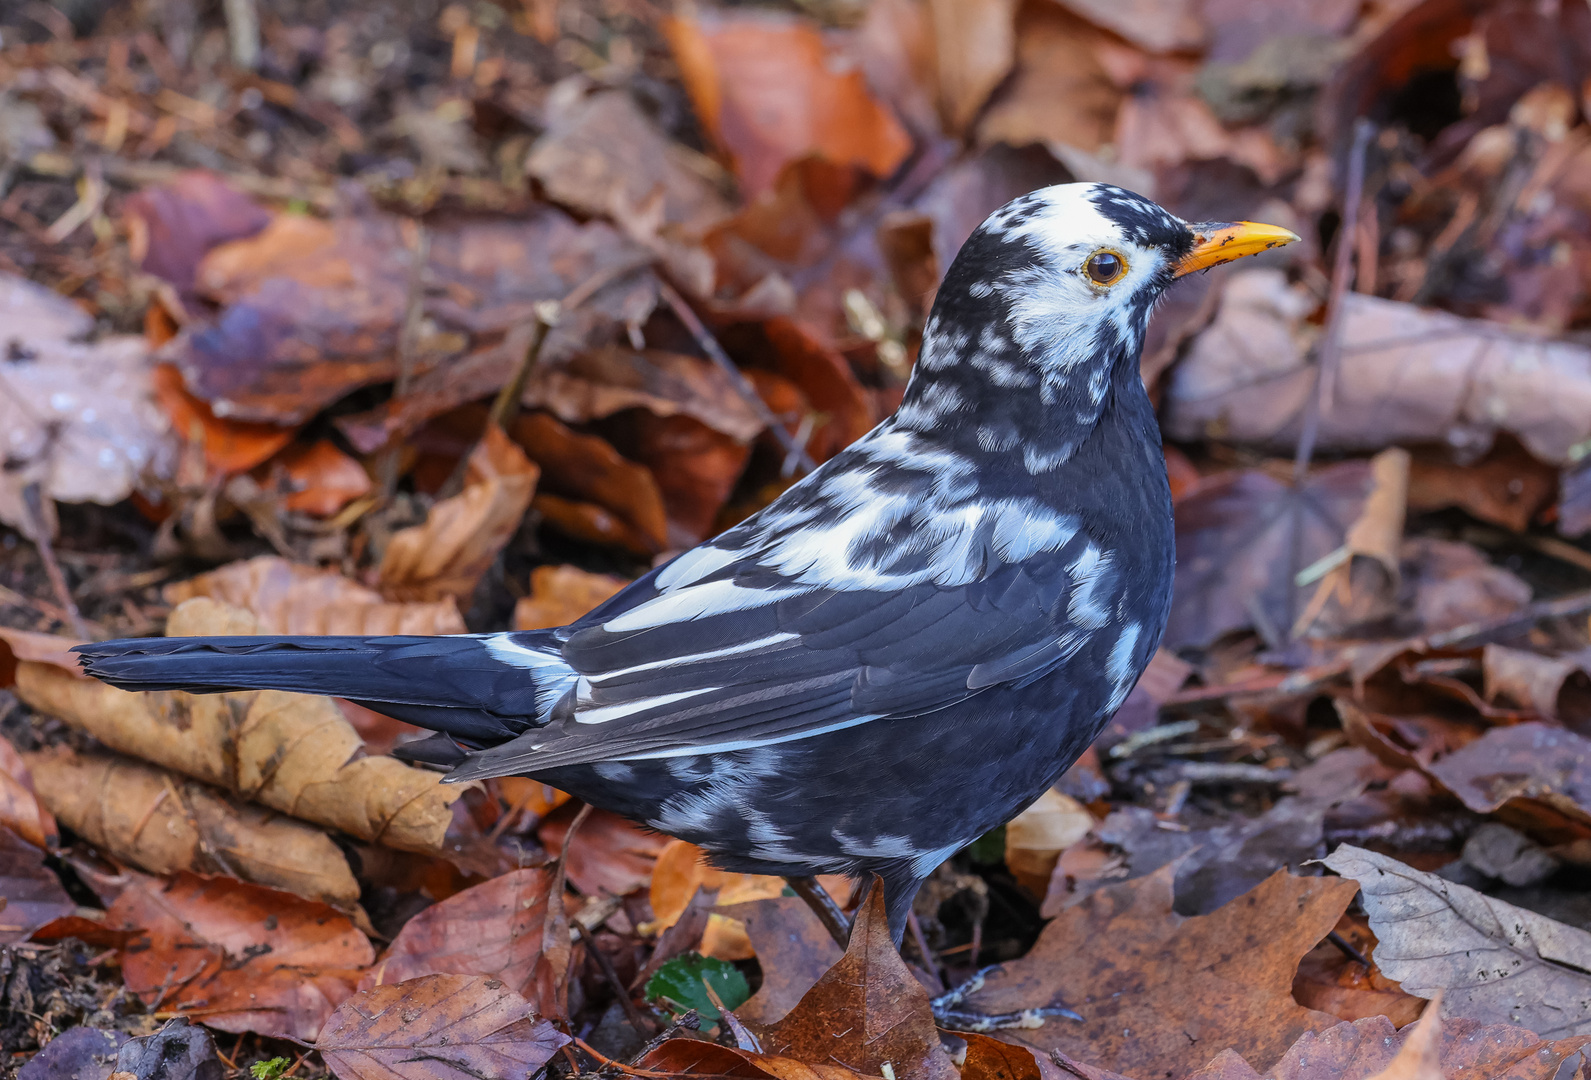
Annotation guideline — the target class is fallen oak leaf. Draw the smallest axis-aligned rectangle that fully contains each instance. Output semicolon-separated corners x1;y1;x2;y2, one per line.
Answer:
25;746;361;907
106;870;374;1040
964;867;1357;1078
317;974;570;1080
1324;844;1591;1037
13;598;467;854
759;879;958;1080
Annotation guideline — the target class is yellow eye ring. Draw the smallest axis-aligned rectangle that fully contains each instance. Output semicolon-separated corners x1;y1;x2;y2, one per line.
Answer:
1084;250;1128;286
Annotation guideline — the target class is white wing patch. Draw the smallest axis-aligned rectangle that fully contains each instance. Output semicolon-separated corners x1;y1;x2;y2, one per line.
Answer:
1106;620;1142;711
602;577;812;632
483;633;579;718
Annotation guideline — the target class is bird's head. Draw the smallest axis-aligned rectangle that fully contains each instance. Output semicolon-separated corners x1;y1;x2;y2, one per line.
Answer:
898;182;1298;464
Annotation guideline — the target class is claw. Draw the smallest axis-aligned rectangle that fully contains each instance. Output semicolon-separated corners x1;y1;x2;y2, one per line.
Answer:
929;965;1083;1032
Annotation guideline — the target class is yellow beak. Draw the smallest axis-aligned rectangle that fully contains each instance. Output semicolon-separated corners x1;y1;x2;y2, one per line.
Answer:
1174;221;1301;277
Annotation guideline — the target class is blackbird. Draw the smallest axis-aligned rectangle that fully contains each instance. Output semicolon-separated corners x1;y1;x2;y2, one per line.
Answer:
76;183;1297;946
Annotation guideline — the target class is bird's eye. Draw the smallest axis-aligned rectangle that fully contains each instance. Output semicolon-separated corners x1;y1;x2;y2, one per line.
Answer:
1085;251;1126;285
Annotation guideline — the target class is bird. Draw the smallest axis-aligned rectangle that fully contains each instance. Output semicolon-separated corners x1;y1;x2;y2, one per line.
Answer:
75;183;1297;948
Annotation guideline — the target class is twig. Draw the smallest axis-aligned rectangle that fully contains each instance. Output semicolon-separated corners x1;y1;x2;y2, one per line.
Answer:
380;223;431;502
1285;118;1374;641
21;483;90;641
784;875;850;950
1327;930;1371;968
571;1037;679;1078
701;981;761;1053
1294;118;1377;483
657;280;817;476
906;909;944;993
487;301;560;431
573;920;656;1038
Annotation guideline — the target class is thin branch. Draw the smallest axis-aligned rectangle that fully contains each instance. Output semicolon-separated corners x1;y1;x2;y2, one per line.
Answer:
21;483;90;641
573;920;656;1038
1293;118;1376;483
657;280;817;476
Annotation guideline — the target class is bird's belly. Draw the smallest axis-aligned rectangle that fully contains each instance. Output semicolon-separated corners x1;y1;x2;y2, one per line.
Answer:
532;667;1108;880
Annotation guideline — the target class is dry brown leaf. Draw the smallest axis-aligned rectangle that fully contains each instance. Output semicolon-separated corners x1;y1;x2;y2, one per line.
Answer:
1166;459;1380;649
513;565;628;632
1325;844;1591;1037
1258;1012;1589;1080
723;897;843;1025
526;88;732;236
1053;0;1204;53
318;974;571;1080
107;870;374;1039
1423;722;1591;837
760;881;958;1080
1365;993;1442;1080
13;598;466;854
1294;447;1409;638
1005;788;1094;898
664;11;912;196
151;364;297;477
637;1038;869;1079
176;212;416;424
271;439;373;517
976;3;1123;157
379;425;538;603
649;840;849;963
26;746;360;907
0;734;57;850
1481;645;1591;728
625;411;753;542
1166;271;1591;465
521;347;765;442
966;867;1356;1077
361;868;558;1001
1292;916;1427;1027
532;492;660;557
763;317;876;463
929;0;1018;134
167;556;465;635
1400;538;1533;636
0;826;73;944
0;273;173;536
1406;440;1558;534
124;170;273;297
537;803;671;898
959;1033;1055;1080
510;412;668;551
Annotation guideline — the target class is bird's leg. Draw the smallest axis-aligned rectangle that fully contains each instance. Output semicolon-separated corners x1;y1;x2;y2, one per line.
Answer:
931;965;1083;1032
785;876;851;949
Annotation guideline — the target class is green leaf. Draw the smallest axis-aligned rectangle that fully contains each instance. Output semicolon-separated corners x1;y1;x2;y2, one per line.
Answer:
643;952;750;1024
966;825;1005;864
250;1058;291;1080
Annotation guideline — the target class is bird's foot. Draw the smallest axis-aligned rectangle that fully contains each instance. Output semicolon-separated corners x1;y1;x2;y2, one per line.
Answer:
930;965;1083;1032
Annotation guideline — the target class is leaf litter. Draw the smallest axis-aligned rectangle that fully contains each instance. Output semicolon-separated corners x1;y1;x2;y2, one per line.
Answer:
7;0;1591;1076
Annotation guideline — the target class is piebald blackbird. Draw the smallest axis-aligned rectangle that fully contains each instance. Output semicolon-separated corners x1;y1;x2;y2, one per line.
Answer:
76;183;1297;945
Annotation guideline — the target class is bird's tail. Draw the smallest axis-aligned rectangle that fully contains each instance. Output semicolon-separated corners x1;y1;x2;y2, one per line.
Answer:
73;632;577;766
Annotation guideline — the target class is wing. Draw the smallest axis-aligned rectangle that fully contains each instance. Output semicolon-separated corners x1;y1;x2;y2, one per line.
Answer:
449;520;1139;781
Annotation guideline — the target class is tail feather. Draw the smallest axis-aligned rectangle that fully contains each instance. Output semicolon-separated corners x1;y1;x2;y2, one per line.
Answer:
73;632;575;750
